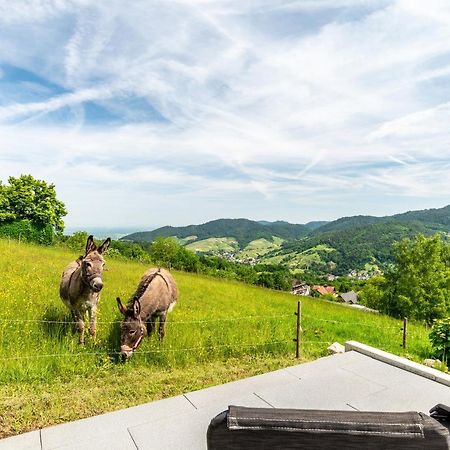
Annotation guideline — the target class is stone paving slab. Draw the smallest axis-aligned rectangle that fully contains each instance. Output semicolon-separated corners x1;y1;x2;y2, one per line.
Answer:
346;340;450;386
282;350;365;379
41;395;194;450
184;367;297;410
0;430;41;450
43;429;136;450
129;395;268;450
256;365;387;411
350;373;450;413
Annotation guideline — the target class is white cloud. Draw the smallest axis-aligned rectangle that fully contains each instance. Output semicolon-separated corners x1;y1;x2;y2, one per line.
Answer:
0;0;449;226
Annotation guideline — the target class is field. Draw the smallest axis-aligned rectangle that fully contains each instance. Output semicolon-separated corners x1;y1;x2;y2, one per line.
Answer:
0;239;433;437
184;236;283;259
238;237;284;258
185;236;238;253
262;244;335;272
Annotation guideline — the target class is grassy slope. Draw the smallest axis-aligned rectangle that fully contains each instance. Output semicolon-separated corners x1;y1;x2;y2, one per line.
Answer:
238;237;284;258
185;236;238;253
0;240;432;437
184;236;284;258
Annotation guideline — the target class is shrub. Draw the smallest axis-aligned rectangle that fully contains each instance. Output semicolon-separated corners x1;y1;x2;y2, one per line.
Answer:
429;317;450;362
0;219;54;244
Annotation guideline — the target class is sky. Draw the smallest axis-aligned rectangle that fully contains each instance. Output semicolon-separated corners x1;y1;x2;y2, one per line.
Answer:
0;0;449;231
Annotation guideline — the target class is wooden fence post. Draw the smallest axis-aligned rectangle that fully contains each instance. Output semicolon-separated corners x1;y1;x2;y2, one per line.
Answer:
402;317;408;350
294;301;301;359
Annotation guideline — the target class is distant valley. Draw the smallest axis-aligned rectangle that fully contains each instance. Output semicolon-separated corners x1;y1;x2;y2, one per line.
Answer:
121;205;450;275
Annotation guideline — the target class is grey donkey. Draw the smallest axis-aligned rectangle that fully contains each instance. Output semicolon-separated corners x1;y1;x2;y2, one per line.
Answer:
60;235;111;344
116;267;178;359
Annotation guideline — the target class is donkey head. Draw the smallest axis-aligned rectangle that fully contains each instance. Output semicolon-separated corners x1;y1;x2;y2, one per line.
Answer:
116;298;146;359
81;235;111;293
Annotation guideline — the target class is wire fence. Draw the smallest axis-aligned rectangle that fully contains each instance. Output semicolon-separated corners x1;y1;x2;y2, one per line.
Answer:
0;303;424;363
0;313;293;325
0;340;295;361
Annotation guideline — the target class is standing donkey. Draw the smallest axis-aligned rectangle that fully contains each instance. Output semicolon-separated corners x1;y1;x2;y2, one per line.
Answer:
116;267;178;359
60;235;110;344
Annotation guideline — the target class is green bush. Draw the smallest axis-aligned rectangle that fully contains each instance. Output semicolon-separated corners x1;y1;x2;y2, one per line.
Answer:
0;219;54;244
429;317;450;362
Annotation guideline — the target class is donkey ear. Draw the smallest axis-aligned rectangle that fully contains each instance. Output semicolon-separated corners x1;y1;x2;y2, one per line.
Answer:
116;297;127;315
133;300;141;317
85;235;96;255
98;237;111;254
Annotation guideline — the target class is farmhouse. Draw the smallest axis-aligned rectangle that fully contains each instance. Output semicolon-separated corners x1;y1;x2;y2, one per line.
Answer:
339;290;358;304
291;282;311;296
312;285;335;296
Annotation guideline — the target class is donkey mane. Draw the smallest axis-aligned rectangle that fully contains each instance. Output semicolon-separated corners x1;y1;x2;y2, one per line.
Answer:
127;268;169;310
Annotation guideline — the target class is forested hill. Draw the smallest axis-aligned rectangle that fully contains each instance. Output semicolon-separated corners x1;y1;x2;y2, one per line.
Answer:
122;218;309;247
310;205;450;234
274;205;450;274
393;205;450;227
278;220;435;274
122;205;449;273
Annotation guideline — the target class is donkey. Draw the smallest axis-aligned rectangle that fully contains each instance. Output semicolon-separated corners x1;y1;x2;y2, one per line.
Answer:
116;267;178;359
60;235;111;344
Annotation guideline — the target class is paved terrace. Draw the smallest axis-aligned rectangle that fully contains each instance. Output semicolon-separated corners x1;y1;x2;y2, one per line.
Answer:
2;341;450;450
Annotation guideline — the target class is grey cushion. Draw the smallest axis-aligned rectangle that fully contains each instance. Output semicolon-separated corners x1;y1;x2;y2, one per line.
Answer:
207;405;450;449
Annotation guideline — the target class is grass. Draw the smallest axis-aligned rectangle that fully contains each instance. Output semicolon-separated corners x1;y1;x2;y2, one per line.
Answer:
262;244;335;271
0;239;433;437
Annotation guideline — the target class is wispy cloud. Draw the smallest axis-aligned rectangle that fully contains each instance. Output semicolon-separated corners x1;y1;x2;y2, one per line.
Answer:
0;0;449;227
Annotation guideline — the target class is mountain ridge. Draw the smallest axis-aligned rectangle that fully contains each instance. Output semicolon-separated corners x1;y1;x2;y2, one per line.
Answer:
122;218;309;247
121;205;449;273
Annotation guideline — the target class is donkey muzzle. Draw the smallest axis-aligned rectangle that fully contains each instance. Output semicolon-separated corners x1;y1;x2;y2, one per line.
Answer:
120;345;134;359
90;277;103;293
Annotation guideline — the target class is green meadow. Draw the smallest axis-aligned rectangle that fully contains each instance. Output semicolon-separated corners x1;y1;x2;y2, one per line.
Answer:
0;239;433;436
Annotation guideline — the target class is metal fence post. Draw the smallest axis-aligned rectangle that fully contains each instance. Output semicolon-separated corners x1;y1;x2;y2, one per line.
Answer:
294;301;301;358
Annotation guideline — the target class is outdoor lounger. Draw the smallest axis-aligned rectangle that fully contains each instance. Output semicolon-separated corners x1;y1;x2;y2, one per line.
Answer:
207;405;450;449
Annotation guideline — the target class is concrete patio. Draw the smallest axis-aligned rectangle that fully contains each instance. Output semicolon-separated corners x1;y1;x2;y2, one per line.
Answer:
1;341;450;450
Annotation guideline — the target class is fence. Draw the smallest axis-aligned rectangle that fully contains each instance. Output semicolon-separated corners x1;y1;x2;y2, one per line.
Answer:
0;301;418;363
292;301;412;358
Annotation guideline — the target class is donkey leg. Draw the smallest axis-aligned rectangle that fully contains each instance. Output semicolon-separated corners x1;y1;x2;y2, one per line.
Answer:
74;311;85;345
88;306;97;342
158;313;167;341
146;317;154;336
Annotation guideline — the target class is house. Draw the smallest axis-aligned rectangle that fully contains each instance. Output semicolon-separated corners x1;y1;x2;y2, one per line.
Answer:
340;290;358;304
312;285;335;296
291;282;311;296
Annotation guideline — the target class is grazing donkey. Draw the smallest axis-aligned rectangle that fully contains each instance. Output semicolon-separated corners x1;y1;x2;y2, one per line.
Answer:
60;235;111;344
116;267;178;359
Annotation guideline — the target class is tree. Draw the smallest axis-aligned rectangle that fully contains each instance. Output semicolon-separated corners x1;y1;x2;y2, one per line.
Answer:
358;276;386;311
0;182;15;222
1;175;67;234
383;234;450;323
429;318;450;363
149;237;181;267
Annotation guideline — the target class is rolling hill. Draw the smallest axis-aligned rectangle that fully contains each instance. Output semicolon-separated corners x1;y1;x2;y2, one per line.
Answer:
274;221;435;274
310;205;450;235
122;218;309;247
121;205;450;274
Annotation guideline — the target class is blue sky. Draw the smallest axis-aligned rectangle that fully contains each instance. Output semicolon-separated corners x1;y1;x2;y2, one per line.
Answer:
0;0;449;230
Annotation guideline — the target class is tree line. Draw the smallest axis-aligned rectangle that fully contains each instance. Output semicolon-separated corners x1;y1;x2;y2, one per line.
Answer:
62;231;294;291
